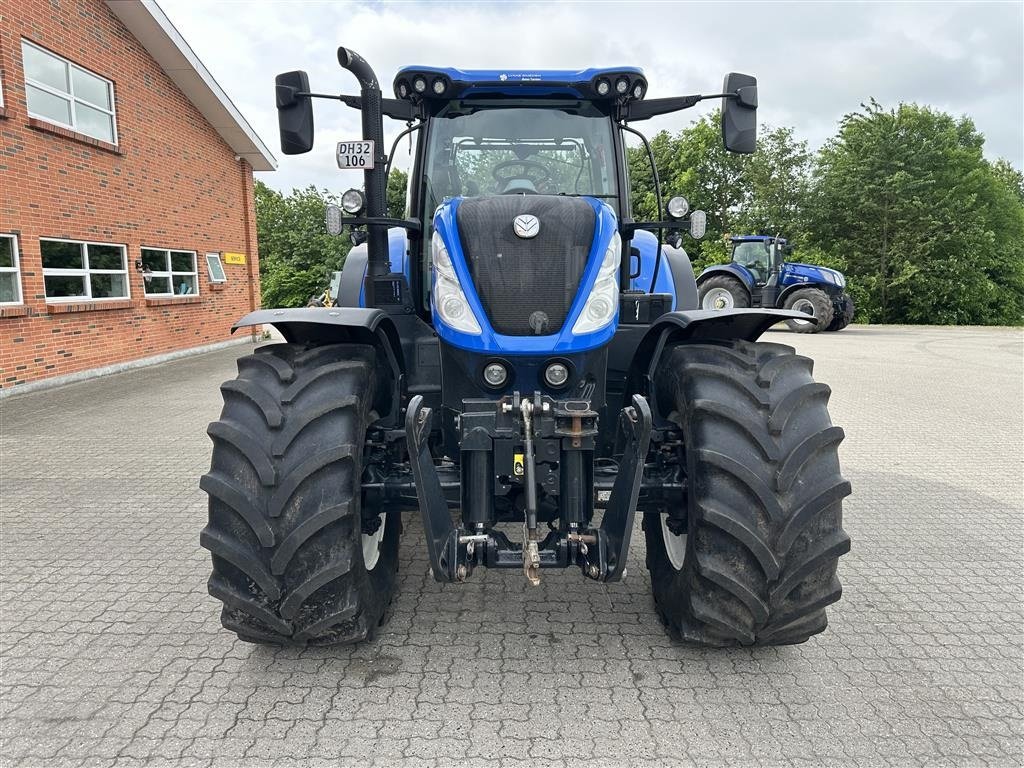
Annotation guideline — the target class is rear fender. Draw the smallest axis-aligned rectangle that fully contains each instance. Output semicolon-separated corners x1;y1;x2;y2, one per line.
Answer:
695;263;755;292
233;307;404;422
624;308;811;417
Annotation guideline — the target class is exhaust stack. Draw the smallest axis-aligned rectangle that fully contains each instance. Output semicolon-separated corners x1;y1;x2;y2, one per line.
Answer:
337;47;390;289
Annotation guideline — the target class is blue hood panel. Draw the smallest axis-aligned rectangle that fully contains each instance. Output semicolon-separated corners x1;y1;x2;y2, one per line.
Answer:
431;196;620;355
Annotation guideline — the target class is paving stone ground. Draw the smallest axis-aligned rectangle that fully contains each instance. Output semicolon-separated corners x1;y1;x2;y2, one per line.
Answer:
1;325;1022;767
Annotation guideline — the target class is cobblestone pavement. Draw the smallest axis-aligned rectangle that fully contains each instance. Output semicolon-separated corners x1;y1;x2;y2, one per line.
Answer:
1;325;1021;767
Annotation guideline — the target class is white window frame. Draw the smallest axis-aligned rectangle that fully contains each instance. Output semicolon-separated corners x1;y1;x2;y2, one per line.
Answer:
206;253;227;283
40;238;130;303
0;234;23;306
21;39;118;145
141;247;200;297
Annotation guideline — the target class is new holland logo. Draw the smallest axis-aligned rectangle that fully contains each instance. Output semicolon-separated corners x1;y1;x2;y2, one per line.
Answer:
513;214;540;239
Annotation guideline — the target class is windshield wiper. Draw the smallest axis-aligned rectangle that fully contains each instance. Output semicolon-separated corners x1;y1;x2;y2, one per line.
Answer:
557;193;617;198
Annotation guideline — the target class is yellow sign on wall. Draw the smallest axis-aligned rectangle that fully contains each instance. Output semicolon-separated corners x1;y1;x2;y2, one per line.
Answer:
223;252;246;265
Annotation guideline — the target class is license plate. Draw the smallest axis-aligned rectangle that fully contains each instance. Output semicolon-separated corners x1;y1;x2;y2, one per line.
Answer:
336;140;374;169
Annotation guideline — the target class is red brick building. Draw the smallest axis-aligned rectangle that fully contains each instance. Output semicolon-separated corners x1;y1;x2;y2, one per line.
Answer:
0;0;276;392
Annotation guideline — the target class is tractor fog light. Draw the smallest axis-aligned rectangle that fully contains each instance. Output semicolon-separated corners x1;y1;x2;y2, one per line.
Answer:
666;196;689;219
483;363;508;388
632;82;645;99
615;77;629;95
595;78;611;96
544;362;569;388
413;76;427;93
341;188;366;215
397;81;409;99
432;78;446;95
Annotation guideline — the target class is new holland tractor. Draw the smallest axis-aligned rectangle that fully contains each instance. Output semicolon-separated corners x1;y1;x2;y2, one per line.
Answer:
697;235;855;332
200;47;851;648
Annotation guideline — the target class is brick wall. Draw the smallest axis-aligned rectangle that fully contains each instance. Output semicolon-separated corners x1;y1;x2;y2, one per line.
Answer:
0;0;262;388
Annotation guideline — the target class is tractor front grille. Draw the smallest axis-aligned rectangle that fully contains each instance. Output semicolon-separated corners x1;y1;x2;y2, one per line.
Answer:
456;195;595;336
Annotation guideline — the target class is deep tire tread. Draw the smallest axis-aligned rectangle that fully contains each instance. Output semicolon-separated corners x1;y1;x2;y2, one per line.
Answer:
201;343;399;647
646;340;851;646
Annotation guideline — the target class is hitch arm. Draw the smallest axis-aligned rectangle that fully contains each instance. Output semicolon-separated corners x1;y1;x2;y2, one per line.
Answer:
599;394;653;582
405;395;459;581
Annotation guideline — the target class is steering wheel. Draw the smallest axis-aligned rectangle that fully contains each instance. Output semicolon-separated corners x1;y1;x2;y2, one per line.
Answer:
492;159;551;193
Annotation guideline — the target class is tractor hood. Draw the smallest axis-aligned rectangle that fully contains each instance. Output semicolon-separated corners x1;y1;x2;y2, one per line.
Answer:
430;194;621;354
786;262;846;289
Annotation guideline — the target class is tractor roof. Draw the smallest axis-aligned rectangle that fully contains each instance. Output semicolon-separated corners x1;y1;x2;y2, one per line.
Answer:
393;66;647;102
730;235;788;244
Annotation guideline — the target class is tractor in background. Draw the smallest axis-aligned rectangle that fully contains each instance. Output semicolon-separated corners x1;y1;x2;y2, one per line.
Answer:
697;235;855;332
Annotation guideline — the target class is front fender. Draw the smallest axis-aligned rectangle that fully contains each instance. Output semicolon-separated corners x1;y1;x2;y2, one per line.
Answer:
624;308;812;409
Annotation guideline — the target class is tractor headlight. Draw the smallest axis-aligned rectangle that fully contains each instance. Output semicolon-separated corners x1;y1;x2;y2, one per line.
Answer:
572;232;620;335
341;188;366;215
432;231;481;335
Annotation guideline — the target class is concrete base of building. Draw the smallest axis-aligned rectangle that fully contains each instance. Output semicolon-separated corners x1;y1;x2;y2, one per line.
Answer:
0;336;256;400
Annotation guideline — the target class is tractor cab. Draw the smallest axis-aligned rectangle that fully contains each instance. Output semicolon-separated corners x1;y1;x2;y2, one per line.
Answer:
730;235;790;287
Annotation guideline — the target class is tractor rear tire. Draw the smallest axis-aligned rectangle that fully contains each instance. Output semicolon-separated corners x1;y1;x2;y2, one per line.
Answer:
200;343;400;646
826;295;855;331
783;288;833;333
644;340;851;646
699;275;750;311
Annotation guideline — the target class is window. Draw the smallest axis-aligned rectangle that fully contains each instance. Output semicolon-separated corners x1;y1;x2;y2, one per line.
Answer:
40;239;129;301
0;235;23;305
141;248;199;296
206;253;226;283
22;40;117;144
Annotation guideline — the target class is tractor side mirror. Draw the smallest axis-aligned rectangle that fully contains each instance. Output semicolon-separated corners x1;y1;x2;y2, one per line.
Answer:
276;70;314;155
721;73;757;154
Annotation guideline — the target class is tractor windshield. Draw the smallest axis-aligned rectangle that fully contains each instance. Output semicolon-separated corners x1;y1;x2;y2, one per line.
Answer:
732;241;771;284
422;102;617;216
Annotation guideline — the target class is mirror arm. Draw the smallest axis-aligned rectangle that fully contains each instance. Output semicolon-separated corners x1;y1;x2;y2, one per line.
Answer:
623;91;753;122
290;91;423;121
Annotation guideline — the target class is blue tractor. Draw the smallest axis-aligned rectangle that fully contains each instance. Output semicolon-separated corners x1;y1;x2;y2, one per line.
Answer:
697;235;855;332
200;48;850;648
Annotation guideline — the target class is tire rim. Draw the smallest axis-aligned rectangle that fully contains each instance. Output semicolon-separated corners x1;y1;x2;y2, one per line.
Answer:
362;513;386;571
660;515;688;571
790;298;815;325
702;287;734;310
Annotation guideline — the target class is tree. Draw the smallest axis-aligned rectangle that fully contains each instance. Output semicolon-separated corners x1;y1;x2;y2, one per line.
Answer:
626;112;811;272
255;182;352;308
255;169;409;308
809;100;1024;324
387;168;409;218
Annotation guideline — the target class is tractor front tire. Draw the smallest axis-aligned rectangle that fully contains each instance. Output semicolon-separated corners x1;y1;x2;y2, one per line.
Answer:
200;343;400;646
783;288;834;333
826;294;855;332
699;275;750;311
644;340;851;646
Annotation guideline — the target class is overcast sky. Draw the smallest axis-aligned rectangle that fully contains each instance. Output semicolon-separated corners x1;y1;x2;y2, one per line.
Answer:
160;0;1023;193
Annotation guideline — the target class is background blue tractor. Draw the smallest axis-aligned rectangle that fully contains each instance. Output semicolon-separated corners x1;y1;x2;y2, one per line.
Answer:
199;48;850;649
697;235;855;332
